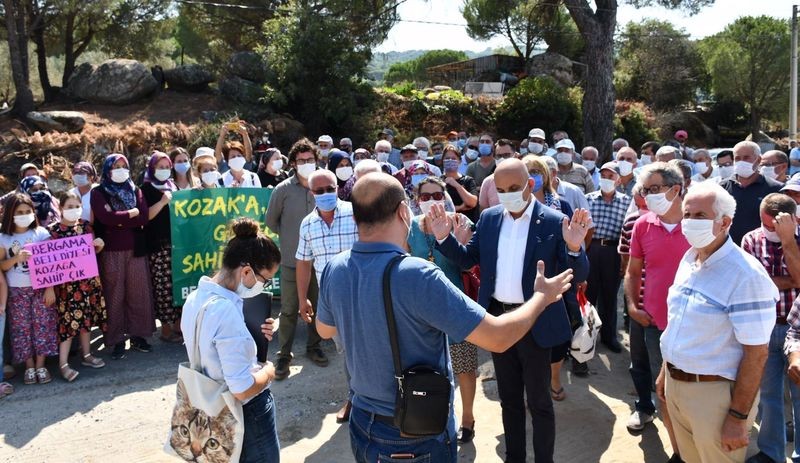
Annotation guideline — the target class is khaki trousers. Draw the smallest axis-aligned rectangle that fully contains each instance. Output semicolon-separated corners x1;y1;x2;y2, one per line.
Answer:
665;375;758;463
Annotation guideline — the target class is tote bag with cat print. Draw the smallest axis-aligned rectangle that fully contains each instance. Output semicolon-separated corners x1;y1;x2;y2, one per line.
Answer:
165;298;245;462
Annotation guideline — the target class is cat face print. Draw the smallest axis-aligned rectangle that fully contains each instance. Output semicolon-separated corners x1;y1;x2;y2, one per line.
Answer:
170;379;237;463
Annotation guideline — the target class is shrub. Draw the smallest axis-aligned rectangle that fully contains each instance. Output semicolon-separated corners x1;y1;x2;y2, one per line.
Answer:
494;76;581;142
614;101;659;148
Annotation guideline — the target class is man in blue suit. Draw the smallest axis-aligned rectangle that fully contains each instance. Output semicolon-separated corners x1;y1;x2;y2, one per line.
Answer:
430;158;590;463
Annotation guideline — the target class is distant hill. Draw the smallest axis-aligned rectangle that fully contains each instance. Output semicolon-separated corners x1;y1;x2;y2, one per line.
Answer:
367;47;500;81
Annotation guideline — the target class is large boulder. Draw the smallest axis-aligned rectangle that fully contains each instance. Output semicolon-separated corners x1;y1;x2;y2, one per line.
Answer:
163;65;215;92
527;52;574;87
228;51;269;83
26;111;86;133
219;76;267;104
261;115;305;149
66;59;159;105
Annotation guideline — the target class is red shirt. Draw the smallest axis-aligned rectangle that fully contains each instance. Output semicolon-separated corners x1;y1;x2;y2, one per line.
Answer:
629;212;691;330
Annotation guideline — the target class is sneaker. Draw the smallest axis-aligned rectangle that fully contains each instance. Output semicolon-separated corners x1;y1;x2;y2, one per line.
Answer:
111;342;127;360
307;348;329;367
571;359;589;378
130;337;152;353
667;454;685;463
274;357;291;380
626;410;655;431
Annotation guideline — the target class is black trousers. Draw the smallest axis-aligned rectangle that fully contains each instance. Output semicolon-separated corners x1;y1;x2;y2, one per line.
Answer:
490;300;554;463
586;241;622;344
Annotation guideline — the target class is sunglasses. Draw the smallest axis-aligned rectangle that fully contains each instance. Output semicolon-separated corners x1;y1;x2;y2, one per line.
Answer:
468;145;478;151
419;192;445;201
312;186;336;195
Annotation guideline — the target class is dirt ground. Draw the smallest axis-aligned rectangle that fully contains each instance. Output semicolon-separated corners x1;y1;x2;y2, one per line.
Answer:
0;302;776;462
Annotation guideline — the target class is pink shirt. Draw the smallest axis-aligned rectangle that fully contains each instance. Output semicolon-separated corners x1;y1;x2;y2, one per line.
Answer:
479;174;500;209
629;212;691;330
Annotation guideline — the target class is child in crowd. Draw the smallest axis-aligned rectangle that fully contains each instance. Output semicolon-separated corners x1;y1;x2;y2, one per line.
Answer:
0;194;56;385
49;191;108;382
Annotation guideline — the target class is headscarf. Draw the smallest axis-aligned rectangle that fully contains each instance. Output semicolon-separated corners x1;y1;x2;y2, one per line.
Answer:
100;153;137;211
327;151;350;187
19;175;53;221
143;151;177;191
73;161;97;178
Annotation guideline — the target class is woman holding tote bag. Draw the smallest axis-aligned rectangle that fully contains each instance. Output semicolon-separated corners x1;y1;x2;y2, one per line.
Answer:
171;218;281;462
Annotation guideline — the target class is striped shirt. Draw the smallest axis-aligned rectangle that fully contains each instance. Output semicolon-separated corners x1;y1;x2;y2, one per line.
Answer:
295;200;359;282
618;210;645;310
661;237;778;380
741;227;800;318
585;190;631;240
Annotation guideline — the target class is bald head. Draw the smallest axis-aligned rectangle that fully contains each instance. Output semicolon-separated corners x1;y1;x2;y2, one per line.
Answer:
351;172;406;229
495;158;529;185
308;169;337;190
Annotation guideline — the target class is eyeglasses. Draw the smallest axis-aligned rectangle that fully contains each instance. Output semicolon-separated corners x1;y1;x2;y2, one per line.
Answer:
468;145;478;151
312;186;337;195
641;184;674;196
479;140;492;144
496;153;514;159
418;192;445;201
295;158;316;165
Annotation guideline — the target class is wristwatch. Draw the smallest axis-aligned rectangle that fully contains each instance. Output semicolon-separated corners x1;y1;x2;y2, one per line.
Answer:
728;408;748;420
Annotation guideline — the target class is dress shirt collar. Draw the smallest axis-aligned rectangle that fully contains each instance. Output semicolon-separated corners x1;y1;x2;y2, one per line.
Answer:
682;236;736;269
197;275;242;306
352;241;407;255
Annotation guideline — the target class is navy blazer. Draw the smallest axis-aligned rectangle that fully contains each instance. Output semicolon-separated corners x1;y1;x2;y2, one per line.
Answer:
437;201;589;348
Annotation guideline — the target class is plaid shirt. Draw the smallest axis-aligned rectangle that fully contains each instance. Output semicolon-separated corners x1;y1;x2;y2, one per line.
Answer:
295;200;359;282
585;190;631;240
741;227;800;318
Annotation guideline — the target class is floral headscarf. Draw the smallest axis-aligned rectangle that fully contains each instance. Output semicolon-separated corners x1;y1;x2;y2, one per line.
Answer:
143;151;177;191
100;154;137;211
72;161;97;178
19;175;53;221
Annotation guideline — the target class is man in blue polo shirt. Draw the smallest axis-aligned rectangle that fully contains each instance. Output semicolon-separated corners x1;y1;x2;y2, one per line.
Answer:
316;172;574;463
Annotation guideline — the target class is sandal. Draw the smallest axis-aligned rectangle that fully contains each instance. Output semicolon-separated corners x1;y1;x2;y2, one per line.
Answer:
0;381;13;398
35;367;52;384
3;364;15;381
23;368;36;385
59;363;79;382
550;386;566;402
81;353;106;369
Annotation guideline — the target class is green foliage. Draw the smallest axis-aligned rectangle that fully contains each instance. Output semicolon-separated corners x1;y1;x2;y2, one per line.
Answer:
383;49;468;86
698;15;791;135
614;101;659;149
614;19;706;110
494;76;581;142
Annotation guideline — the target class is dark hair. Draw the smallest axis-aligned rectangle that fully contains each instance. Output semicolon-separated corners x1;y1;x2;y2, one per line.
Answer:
288;138;318;165
641;141;661;154
761;193;797;217
716;150;734;162
55;190;81;209
0;193;38;234
351;175;407;228
414;176;446;198
221;218;281;273
168;147;189;162
496;138;514;150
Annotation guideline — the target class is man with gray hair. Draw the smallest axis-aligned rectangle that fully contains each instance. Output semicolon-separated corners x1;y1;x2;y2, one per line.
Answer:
581;146;600;191
720;141;783;245
374;140;399;175
656;146;681;163
613;138;630;154
691;149;719;183
760;150;790;183
657;180;778;463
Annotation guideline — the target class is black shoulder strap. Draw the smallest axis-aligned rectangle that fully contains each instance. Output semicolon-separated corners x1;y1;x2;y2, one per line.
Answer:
382;254;407;378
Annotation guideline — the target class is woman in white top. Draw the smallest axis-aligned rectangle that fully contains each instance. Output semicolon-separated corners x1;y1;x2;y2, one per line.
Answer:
70;162;98;223
180;217;280;462
222;140;262;188
168;147;197;190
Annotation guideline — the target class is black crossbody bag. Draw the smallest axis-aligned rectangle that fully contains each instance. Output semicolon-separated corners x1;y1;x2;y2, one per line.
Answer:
383;255;451;436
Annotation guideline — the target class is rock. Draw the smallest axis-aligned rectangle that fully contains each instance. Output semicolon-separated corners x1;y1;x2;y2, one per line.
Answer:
433;85;452;92
66;59;159;105
219;76;267;104
228;51;269;83
527;52;574;87
26;111;86;133
263;115;305;149
163;65;215;92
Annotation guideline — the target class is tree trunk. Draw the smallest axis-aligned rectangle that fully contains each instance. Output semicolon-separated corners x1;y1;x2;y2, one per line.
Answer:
581;30;616;163
61;11;77;88
31;23;57;102
3;0;35;116
750;109;761;144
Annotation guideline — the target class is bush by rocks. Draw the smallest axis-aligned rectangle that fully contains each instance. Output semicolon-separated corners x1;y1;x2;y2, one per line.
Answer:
219;76;267;105
66;59;159;105
494;76;582;142
228;51;269;84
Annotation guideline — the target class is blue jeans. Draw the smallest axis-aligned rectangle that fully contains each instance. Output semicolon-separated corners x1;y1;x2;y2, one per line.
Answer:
756;323;800;462
629;320;663;415
240;389;280;463
349;406;456;463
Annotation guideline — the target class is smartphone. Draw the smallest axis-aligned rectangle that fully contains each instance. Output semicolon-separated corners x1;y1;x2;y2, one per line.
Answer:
226;122;241;132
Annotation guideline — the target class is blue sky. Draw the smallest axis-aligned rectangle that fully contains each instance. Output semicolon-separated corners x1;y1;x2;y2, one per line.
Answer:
375;0;794;52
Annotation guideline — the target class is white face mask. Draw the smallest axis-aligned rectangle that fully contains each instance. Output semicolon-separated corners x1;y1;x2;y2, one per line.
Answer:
111;168;130;183
376;152;390;163
271;159;283;171
734;160;754;178
73;174;90;187
154;169;171;181
228;156;247;172
236;270;265;299
644;189;675;216
14;213;35;228
762;226;781;243
465;149;479;161
419;199;445;216
694;162;709;175
498;187;529;214
760;166;778;180
599;178;616;193
617;160;633;177
528;143;544;155
319;149;330;158
556;152;572;165
583;160;596;171
62;207;82;222
640;154;652;166
403;160;415;170
681;218;719;249
418;150;429;160
495;158;506;166
336;166;353;181
201;170;220;186
296;163;316;178
718;165;734;179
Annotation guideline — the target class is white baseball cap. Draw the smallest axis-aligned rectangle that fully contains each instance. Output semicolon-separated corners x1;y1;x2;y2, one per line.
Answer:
528;128;546;139
555;139;575;151
317;135;333;144
194;146;215;160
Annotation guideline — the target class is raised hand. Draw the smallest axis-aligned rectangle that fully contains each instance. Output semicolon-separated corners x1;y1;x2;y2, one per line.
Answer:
774;212;796;244
562;208;591;252
533;260;573;304
452;213;473;245
426;202;453;241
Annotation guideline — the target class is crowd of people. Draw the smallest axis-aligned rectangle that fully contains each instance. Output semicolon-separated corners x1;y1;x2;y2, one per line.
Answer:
1;120;800;463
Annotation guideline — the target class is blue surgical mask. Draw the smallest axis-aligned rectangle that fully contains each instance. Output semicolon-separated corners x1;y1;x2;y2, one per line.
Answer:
443;159;460;173
465;149;479;161
478;144;492;157
433;154;442;161
457;138;467;149
174;162;191;175
411;174;428;187
529;174;543;193
314;192;338;212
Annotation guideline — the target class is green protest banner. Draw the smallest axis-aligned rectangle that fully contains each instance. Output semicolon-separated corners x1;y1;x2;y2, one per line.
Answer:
169;188;280;304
